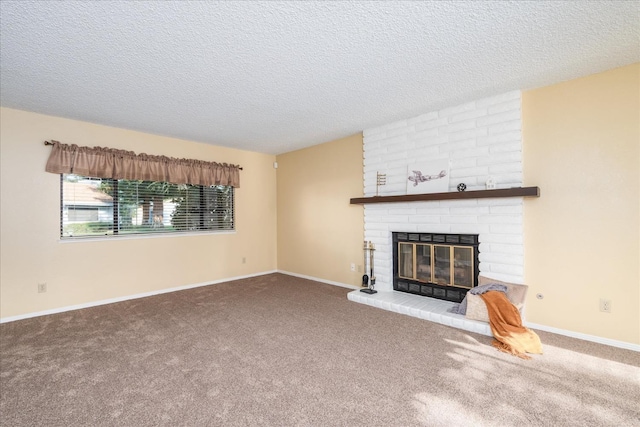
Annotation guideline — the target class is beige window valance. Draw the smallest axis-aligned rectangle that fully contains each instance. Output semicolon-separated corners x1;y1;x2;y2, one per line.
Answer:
44;140;241;188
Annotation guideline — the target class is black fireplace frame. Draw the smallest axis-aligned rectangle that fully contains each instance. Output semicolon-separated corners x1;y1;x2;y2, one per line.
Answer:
392;232;479;303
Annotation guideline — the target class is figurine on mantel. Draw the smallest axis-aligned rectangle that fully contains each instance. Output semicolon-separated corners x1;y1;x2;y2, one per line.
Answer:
375;172;386;197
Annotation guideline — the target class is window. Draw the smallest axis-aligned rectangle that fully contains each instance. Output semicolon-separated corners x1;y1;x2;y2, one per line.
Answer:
61;174;234;238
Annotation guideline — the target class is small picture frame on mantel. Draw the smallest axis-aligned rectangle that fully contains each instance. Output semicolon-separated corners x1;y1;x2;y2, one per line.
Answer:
406;159;450;194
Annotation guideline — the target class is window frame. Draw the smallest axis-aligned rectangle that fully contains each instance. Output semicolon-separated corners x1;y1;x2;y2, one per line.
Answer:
59;174;235;240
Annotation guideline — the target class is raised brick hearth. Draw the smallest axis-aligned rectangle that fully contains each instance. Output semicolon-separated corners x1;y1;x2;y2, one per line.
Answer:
348;288;491;336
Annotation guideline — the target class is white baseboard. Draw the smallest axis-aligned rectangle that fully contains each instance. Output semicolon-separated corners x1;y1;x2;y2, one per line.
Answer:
4;271;636;352
277;270;360;290
0;270;277;324
278;272;639;352
525;322;639;352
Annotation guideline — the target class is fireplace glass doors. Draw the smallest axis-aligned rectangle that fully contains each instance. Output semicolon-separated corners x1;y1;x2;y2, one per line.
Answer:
398;243;474;288
393;232;479;303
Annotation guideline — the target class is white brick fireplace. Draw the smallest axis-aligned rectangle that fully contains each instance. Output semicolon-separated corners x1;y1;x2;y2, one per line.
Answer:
361;90;525;293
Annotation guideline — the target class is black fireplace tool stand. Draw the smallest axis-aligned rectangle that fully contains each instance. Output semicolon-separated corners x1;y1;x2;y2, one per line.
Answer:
360;241;377;294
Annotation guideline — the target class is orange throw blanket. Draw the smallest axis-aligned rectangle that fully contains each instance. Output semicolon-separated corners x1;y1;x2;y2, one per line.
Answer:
480;291;543;359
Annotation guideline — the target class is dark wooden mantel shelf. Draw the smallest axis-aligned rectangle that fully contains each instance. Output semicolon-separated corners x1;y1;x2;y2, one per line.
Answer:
350;186;540;205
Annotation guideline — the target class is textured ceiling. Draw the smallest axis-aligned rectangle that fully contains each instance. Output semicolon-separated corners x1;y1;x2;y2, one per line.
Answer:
1;1;638;155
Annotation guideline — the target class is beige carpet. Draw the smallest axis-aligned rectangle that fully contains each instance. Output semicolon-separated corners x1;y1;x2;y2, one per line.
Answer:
1;273;638;426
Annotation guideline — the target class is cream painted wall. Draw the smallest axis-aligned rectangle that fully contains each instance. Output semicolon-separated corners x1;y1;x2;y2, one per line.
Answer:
276;134;364;287
3;64;638;347
0;108;277;319
522;63;640;344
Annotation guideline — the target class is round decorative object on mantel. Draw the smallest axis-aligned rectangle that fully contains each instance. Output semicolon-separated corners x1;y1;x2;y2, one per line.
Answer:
457;183;467;192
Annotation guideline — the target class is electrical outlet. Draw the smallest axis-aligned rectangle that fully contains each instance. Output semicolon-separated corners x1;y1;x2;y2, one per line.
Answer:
242;257;246;264
350;263;356;272
37;282;47;293
599;299;611;313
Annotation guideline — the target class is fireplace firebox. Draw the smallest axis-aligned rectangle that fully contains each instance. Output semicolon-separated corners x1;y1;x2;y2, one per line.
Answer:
392;232;479;303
